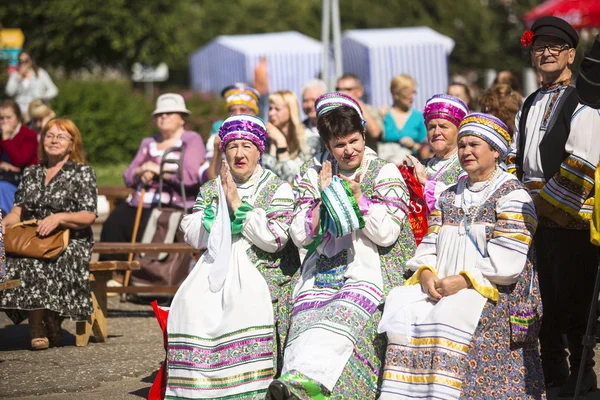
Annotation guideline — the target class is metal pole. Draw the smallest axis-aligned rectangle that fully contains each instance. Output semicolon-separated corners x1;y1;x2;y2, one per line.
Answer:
331;0;343;82
321;0;331;91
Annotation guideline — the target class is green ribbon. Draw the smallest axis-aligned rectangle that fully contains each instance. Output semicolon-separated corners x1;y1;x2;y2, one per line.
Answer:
202;201;216;233
278;372;329;400
230;201;254;235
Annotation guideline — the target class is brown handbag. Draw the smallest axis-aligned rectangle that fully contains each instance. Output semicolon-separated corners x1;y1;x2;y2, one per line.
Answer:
4;219;70;260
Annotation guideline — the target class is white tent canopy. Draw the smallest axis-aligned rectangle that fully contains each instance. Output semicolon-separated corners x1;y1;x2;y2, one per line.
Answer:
189;31;324;103
342;27;455;111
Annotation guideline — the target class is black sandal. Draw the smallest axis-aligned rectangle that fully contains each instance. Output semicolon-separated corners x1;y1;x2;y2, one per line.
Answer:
267;380;299;400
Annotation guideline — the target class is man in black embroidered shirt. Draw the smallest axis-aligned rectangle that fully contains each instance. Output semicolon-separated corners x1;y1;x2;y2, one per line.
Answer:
507;16;600;396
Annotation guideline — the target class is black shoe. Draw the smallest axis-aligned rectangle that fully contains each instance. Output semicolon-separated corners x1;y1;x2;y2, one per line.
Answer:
267;380;299;400
558;369;598;397
543;359;569;388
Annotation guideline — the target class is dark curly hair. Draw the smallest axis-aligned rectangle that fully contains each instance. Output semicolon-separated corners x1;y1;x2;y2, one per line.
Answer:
316;106;365;146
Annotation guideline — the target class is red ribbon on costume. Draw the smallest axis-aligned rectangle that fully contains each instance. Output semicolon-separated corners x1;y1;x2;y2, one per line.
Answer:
399;165;428;245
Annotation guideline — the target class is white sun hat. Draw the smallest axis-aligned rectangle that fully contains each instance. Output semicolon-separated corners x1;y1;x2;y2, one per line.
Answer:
152;93;191;116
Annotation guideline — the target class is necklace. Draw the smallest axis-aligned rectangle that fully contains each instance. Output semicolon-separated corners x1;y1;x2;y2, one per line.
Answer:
458;167;501;235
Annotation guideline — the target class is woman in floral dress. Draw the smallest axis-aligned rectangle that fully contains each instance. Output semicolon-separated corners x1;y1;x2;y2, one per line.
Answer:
378;113;545;399
407;94;469;214
165;114;300;399
268;93;417;399
1;119;97;350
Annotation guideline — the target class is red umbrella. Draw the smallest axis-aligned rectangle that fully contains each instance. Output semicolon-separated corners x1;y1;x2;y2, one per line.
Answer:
523;0;600;30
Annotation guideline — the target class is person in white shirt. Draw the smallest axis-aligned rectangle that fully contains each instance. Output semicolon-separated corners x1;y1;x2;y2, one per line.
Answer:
5;51;58;121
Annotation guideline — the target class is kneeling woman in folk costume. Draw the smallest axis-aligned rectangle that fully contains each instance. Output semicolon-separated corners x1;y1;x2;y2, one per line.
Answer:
267;93;417;399
378;113;546;399
166;115;300;399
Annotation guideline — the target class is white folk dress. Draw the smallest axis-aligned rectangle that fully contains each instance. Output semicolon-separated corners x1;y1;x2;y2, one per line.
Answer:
166;166;299;400
378;171;545;399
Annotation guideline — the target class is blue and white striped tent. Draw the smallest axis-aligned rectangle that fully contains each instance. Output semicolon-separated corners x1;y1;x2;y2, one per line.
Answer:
190;31;324;102
342;27;455;111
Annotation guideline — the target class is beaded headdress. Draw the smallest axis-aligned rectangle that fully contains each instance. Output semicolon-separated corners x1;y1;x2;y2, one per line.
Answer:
423;94;469;128
218;114;267;154
222;84;260;114
458;113;511;159
315;92;366;127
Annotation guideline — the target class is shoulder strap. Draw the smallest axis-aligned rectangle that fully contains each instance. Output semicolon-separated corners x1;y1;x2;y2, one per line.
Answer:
360;157;388;197
252;171;281;207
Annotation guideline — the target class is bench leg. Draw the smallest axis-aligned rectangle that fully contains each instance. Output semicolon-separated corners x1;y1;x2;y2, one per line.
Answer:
92;272;108;342
76;272;108;346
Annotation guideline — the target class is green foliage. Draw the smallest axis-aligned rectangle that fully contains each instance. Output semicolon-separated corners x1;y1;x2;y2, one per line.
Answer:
52;79;154;164
91;162;130;186
1;0;544;79
51;80;226;165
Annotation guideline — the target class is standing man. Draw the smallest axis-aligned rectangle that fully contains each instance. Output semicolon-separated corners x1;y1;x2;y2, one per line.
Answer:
508;16;600;397
336;73;383;150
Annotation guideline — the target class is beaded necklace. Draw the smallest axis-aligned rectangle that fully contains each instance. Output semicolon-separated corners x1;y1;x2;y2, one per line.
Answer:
458;166;501;236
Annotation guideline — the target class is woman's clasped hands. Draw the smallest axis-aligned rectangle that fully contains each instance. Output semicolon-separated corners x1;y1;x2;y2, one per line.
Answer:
420;269;471;302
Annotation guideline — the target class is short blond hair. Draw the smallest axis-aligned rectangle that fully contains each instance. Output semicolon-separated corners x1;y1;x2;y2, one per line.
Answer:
390;74;416;94
28;99;54;121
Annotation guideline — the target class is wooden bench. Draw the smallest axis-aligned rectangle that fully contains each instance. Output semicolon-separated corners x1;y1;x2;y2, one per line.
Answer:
94;242;201;294
75;242;201;346
98;186;134;213
75;260;140;347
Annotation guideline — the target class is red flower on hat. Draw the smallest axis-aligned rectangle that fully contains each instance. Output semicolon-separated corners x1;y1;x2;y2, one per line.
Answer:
521;30;534;47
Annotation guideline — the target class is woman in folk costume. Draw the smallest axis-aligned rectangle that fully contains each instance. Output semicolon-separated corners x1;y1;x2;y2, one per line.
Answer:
166;114;300;399
406;94;469;214
267;93;417;400
378;113;546;399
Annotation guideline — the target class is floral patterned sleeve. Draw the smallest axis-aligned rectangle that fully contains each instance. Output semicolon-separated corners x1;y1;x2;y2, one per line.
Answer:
12;166;34;206
75;165;98;215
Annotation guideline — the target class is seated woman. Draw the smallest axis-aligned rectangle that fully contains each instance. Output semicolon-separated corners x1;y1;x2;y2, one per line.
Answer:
380;74;426;165
378;114;545;399
0;119;97;350
99;93;206;261
28;99;56;141
0;99;38;215
407;94;469;214
166;115;300;399
263;90;323;183
200;83;261;183
269;93;417;399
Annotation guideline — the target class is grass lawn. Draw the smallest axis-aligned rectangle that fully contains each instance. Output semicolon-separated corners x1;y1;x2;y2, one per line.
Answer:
91;162;129;186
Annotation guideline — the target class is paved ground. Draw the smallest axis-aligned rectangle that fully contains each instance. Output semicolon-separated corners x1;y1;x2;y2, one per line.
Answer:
2;297;600;399
0;296;166;399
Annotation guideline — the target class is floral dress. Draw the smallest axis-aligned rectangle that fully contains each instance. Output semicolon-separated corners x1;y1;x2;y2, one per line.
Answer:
0;160;98;323
279;148;417;399
378;172;546;399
